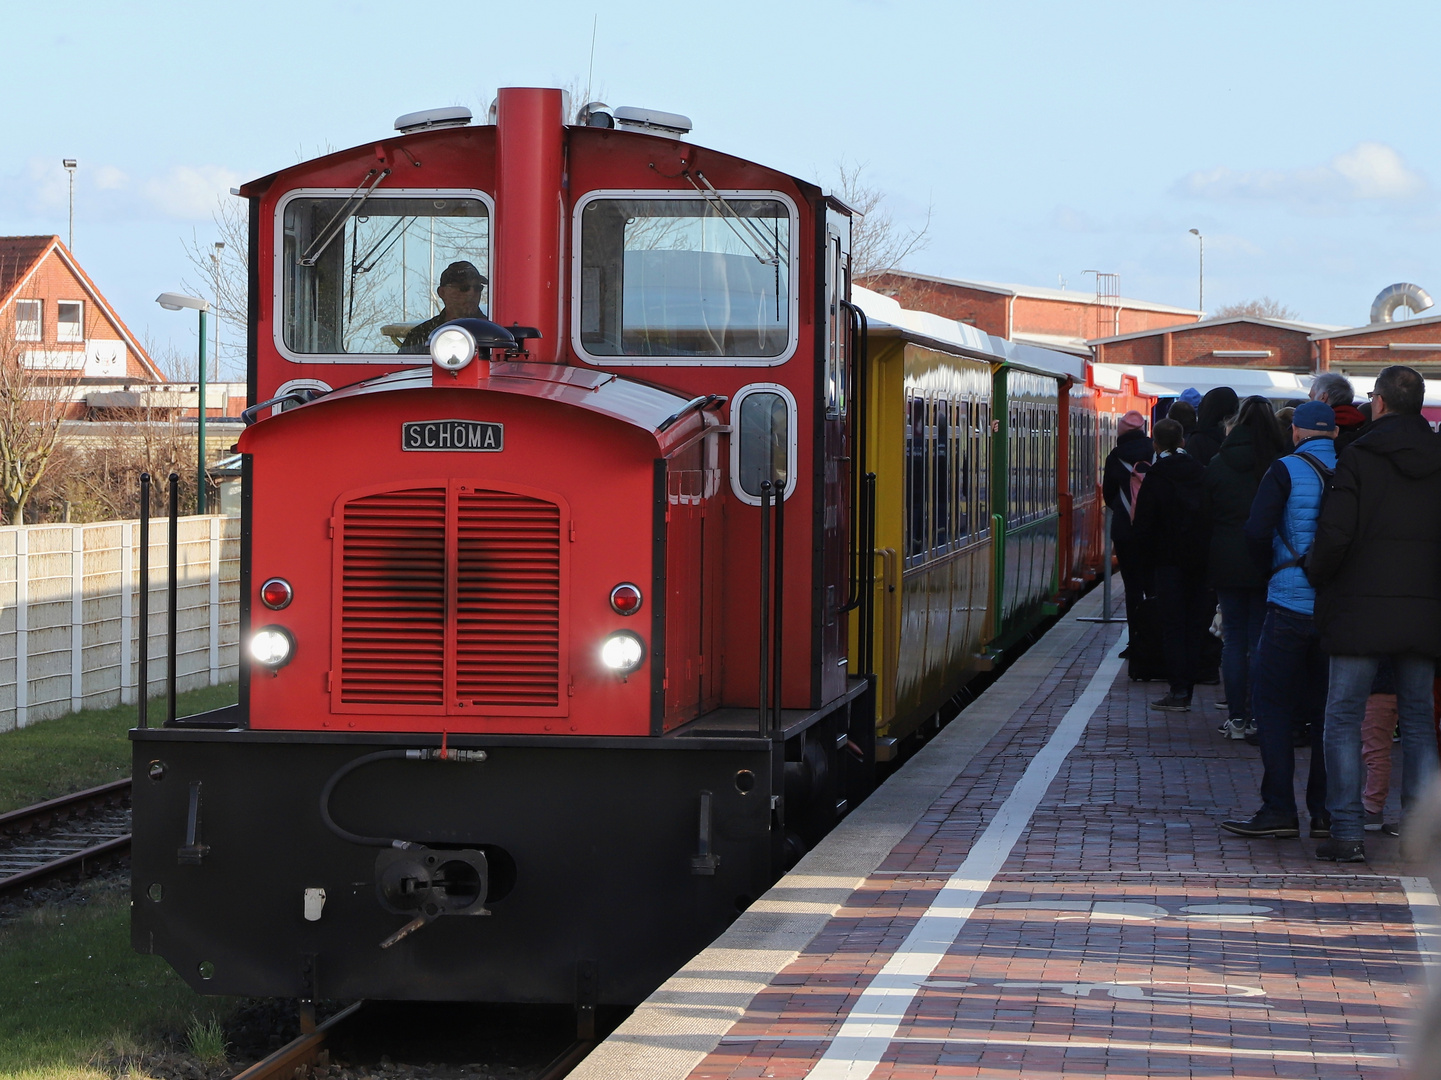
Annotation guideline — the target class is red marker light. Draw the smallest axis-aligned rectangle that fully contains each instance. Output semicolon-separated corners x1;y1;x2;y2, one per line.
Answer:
609;583;642;616
260;578;293;610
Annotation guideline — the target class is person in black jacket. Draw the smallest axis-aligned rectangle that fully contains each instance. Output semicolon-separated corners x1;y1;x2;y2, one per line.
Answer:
1308;365;1441;861
1132;419;1210;711
1101;410;1153;644
1203;396;1288;737
1311;373;1367;453
1167;399;1197;436
1186;386;1240;467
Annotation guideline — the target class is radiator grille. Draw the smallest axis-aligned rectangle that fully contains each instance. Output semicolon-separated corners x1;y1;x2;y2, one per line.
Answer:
337;485;563;711
456;491;562;706
339;488;448;705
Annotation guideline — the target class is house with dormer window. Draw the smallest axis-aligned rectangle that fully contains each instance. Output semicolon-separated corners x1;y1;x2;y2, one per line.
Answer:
0;235;162;387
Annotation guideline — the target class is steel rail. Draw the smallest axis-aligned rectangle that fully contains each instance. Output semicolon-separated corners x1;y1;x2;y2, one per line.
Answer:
0;779;133;899
230;1003;366;1080
535;1040;597;1080
0;778;131;834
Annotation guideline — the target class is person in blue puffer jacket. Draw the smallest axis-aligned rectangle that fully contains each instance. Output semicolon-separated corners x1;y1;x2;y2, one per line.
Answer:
1220;400;1338;841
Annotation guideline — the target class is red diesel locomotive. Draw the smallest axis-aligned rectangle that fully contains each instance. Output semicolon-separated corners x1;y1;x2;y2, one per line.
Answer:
131;87;1145;1012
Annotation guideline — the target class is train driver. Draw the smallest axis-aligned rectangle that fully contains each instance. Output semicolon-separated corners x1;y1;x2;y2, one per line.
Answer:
398;261;489;353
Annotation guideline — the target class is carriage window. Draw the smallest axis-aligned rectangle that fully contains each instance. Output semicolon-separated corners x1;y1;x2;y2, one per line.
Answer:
732;386;794;503
281;194;490;356
906;394;926;563
934;400;949;551
578;196;792;360
977;401;989;535
955;400;969;540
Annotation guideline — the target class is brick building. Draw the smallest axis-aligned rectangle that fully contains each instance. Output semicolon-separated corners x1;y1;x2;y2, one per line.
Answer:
1089;315;1339;372
1313;314;1441;380
0;235;161;382
860;270;1202;354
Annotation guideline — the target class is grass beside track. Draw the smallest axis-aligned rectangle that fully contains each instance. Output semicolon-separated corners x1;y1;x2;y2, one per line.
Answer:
0;684;238;815
0;879;227;1080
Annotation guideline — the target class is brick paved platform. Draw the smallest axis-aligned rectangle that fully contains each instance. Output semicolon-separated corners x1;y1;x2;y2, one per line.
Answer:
573;589;1439;1080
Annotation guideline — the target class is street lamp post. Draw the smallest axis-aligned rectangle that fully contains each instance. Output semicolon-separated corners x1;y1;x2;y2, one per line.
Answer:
211;243;224;382
156;292;211;514
1189;228;1204;313
62;160;77;251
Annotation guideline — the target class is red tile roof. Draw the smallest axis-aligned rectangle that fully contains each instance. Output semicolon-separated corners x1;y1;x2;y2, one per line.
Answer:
0;235;162;380
0;236;55;305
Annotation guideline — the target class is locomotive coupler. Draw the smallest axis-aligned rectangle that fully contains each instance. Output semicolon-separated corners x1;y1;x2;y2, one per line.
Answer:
375;846;489;949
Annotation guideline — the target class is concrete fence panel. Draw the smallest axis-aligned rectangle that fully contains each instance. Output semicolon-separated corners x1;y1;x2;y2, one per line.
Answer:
0;514;241;732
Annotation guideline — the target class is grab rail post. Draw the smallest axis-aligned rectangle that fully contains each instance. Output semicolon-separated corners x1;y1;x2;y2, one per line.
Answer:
137;473;150;728
758;481;773;734
166;472;179;724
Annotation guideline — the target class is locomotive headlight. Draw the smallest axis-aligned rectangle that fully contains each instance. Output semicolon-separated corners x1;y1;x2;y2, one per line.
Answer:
250;626;295;669
600;631;645;674
430;326;476;371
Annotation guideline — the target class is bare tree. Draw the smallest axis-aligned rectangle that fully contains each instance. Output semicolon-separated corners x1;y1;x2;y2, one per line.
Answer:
0;306;85;524
834;160;932;279
40;404;203;523
180;196;248;381
1212;297;1299;321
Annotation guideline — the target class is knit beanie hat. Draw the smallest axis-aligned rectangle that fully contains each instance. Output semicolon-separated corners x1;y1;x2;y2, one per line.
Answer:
1117;410;1146;435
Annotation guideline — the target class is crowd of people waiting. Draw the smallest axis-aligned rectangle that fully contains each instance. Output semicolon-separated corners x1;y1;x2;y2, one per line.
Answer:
1102;364;1441;862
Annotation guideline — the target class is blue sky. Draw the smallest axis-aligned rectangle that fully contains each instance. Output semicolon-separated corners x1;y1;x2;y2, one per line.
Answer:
6;0;1439;379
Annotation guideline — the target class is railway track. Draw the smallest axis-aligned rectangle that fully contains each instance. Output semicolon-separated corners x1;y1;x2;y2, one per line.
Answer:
233;1002;596;1080
0;779;132;899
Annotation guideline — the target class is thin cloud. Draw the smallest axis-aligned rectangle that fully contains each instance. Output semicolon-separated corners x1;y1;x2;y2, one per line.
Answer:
1177;142;1425;205
0;158;242;223
143;165;243;220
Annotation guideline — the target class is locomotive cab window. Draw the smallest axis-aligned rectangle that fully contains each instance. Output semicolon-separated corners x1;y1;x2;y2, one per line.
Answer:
574;192;797;365
277;190;492;360
730;384;797;504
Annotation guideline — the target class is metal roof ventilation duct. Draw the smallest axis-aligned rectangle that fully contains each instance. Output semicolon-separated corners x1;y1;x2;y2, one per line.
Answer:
1370;282;1434;324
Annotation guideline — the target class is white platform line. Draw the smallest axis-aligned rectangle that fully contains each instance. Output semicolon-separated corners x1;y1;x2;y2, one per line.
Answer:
1402;875;1441;989
725;1033;1399;1065
804;633;1126;1080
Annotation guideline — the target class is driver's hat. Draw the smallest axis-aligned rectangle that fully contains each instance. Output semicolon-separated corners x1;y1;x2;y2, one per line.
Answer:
438;261;488;289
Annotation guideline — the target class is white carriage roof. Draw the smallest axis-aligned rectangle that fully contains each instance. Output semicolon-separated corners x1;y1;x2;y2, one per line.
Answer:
853;285;1086;380
1091;362;1441;407
1090;363;1312;400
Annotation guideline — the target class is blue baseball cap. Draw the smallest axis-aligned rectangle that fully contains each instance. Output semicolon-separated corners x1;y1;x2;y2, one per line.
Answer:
1292;400;1336;432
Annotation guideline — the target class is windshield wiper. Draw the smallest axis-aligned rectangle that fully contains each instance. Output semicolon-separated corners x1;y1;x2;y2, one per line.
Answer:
297;167;392;267
351;215;413;275
685;171;782;266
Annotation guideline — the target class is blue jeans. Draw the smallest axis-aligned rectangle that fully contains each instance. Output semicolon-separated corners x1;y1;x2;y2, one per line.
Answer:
1217;588;1267;719
1324;654;1439;841
1252;604;1328;822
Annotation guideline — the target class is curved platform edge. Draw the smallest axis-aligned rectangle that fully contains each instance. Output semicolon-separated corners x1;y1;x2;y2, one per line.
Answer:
568;587;1112;1080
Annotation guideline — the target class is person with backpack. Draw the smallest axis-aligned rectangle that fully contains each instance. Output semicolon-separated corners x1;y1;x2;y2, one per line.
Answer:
1132;418;1210;711
1220;400;1337;841
1308;365;1441;861
1204;396;1289;739
1102;410;1153;650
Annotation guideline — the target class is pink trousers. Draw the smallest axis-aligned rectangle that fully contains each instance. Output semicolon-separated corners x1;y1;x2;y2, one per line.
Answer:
1362;693;1397;815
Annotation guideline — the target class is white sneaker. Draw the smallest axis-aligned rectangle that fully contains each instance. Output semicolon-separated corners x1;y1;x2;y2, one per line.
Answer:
1219;718;1249;740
